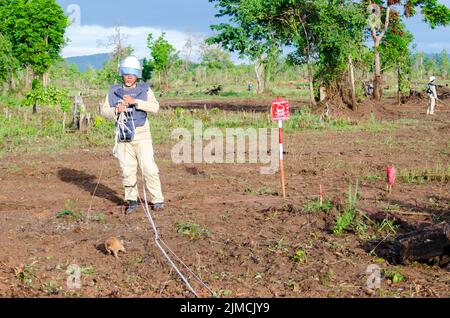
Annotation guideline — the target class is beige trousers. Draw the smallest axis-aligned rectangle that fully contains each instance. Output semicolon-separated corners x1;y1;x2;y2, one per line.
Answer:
117;139;164;204
428;97;436;115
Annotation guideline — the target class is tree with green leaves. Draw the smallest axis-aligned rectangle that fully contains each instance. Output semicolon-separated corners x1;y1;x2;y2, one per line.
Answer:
98;46;134;85
207;0;281;94
96;24;134;85
142;58;154;83
311;0;367;109
200;45;234;70
380;18;414;104
147;32;179;90
0;33;19;90
412;49;426;80
439;49;449;79
365;0;450;101
0;0;69;90
424;56;437;77
238;0;319;105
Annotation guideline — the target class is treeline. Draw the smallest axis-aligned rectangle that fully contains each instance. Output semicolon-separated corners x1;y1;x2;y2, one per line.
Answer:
206;0;450;108
0;0;67;91
1;0;450;112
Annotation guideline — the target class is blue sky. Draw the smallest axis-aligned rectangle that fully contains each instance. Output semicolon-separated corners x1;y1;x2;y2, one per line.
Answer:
57;0;450;58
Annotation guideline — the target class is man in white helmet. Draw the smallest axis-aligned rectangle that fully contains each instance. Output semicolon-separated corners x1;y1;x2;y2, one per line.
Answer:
426;76;439;115
101;56;165;214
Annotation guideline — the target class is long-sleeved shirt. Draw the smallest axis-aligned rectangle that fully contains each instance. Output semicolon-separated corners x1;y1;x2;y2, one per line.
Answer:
101;86;160;141
428;84;438;99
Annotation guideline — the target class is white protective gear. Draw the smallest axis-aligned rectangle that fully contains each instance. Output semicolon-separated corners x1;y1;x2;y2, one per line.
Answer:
427;84;438;115
117;139;164;204
119;56;142;78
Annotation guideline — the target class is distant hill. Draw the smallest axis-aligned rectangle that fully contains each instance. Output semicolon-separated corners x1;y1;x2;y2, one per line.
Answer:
65;53;110;72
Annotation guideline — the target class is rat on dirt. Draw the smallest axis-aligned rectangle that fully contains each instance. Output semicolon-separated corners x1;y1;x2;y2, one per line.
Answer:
105;237;126;259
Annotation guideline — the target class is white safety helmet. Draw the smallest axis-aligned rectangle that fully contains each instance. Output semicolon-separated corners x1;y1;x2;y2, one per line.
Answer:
119;56;142;78
429;76;436;83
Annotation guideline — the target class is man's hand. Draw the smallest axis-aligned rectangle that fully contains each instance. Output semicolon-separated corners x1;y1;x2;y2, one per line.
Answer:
116;102;127;114
123;95;136;106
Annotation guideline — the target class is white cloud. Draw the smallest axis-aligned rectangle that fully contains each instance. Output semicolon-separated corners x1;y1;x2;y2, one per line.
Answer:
62;24;206;59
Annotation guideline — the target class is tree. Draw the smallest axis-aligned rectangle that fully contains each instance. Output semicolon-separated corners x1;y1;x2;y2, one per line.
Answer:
311;0;367;109
200;44;234;70
366;0;450;101
237;0;321;105
439;49;449;79
0;0;69;90
413;50;426;80
98;46;134;85
142;58;154;83
97;23;133;85
147;32;179;90
424;56;436;77
0;33;19;89
208;0;281;94
380;18;414;104
182;31;203;72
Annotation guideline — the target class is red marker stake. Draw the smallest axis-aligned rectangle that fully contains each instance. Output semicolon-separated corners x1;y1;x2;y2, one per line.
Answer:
279;119;286;200
319;184;323;207
272;96;289;201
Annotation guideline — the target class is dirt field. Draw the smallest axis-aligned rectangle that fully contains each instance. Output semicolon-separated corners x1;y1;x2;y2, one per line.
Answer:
0;98;449;298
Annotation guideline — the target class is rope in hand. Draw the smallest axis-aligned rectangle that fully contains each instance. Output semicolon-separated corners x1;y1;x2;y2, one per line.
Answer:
115;105;214;298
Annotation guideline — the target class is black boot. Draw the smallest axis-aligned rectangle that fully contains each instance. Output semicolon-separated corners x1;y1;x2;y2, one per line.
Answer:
126;200;140;214
151;202;165;211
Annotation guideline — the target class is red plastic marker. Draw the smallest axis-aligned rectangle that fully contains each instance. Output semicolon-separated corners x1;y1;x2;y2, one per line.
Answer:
386;165;396;193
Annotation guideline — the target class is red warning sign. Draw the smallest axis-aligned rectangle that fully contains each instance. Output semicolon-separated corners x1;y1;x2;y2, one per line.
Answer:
271;97;290;121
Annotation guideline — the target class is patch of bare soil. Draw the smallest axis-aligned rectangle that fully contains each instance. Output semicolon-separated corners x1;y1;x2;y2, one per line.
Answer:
0;99;449;298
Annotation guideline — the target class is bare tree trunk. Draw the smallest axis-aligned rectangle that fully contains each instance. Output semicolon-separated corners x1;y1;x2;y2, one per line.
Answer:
24;66;33;92
33;100;38;114
348;55;357;110
319;86;327;102
397;63;402;105
255;58;265;94
370;5;391;102
8;72;16;92
42;72;49;87
374;46;383;101
307;56;316;106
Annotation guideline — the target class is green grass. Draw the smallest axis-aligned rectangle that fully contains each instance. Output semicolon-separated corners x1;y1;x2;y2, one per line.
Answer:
0;106;115;157
15;263;36;286
0;99;403;157
364;174;383;182
382;268;405;284
268;238;289;255
333;180;359;236
94;213;106;224
376;219;399;236
176;221;209;240
293;249;307;264
80;267;96;276
399;165;450;184
42;281;61;295
55;210;84;221
303;198;333;213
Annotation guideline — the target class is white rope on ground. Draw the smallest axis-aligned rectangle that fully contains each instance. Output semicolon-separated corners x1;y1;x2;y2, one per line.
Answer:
86;163;105;217
115;107;214;298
